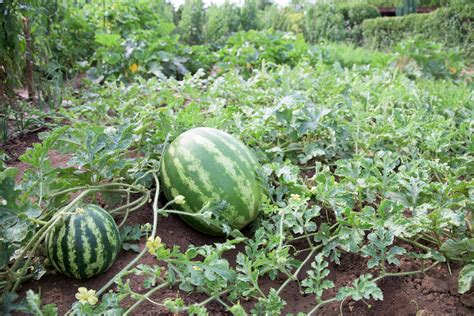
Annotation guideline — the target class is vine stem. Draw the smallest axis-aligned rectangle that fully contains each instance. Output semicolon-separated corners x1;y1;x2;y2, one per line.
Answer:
194;290;229;307
277;235;338;296
288;223;339;242
397;236;432;252
276;248;315;296
307;261;440;315
160;209;207;217
307;298;338;316
49;183;145;198
123;282;170;316
278;207;286;249
96;174;161;297
26;217;48;225
110;192;149;215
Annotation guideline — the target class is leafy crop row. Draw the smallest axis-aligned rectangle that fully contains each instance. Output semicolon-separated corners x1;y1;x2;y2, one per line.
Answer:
2;51;472;313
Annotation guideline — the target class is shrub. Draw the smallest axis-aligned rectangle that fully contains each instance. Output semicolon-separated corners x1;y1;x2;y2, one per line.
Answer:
338;3;380;43
218;30;308;76
311;42;393;68
361;7;473;57
392;37;466;79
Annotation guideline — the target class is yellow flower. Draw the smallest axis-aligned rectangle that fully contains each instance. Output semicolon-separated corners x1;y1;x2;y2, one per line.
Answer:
129;63;139;73
146;236;162;255
174;195;186;205
289;193;301;202
192;265;202;271
75;287;98;305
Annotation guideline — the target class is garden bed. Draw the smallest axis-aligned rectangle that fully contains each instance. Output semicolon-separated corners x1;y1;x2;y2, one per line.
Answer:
6;132;472;315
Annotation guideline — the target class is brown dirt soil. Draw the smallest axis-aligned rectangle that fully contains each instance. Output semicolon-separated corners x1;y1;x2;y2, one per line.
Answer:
5;133;473;315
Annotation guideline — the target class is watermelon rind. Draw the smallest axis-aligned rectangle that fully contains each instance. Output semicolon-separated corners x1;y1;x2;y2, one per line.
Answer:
46;204;121;279
160;127;263;235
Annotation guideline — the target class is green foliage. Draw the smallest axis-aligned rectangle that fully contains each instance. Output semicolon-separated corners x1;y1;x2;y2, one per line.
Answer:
0;0;64;108
393;37;466;79
1;1;473;313
79;0;193;81
338;3;380;43
9;290;58;316
304;2;345;43
259;5;287;31
361;6;474;58
301;254;335;299
2;52;473;313
313;42;393;68
178;0;206;45
218;30;308;76
240;0;260;31
205;2;241;43
336;274;383;301
259;5;304;34
0;0;23;99
458;262;474;294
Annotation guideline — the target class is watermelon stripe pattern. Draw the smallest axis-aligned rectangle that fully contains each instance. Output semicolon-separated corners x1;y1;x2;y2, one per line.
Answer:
46;204;121;279
161;127;263;235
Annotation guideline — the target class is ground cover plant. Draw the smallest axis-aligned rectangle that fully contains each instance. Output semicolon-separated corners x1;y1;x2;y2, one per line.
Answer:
1;0;473;315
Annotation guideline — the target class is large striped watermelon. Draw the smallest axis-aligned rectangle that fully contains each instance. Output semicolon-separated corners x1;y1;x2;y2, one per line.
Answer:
46;204;121;279
160;127;263;235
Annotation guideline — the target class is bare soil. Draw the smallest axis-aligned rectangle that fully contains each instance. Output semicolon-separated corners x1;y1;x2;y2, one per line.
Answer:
4;132;473;315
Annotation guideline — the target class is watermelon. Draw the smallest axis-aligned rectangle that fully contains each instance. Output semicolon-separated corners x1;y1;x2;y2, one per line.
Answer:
45;204;121;279
160;127;263;235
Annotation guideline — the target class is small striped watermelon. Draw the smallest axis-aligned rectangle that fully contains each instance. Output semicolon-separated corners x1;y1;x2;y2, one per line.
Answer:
46;204;121;279
160;127;263;235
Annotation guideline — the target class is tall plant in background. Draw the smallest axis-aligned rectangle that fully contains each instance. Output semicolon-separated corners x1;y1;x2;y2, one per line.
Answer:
304;2;345;43
259;4;289;31
205;1;241;43
0;0;65;106
240;0;260;31
178;0;206;45
0;0;65;144
0;0;23;101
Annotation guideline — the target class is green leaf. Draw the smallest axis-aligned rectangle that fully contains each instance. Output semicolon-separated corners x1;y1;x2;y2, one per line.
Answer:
458;262;474;294
0;240;13;269
94;33;122;47
1;292;20;316
250;288;286;315
228;303;246;316
301;253;335;299
25;290;58;316
0;167;20;212
440;238;474;262
122;243;140;253
336;274;383;302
